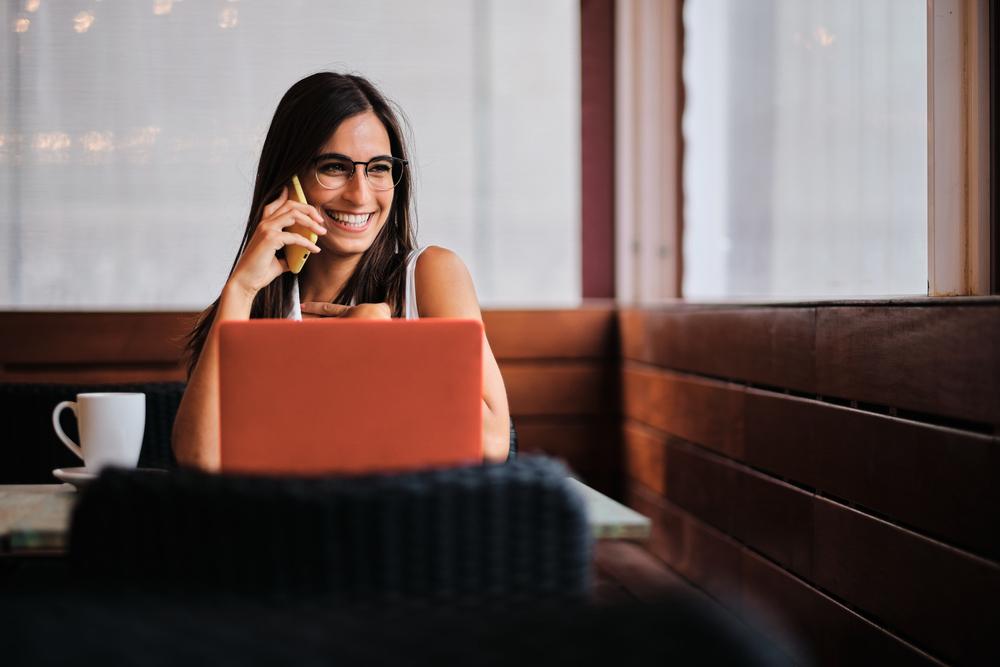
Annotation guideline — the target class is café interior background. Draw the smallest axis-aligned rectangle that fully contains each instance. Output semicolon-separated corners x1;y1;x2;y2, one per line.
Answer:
2;0;926;308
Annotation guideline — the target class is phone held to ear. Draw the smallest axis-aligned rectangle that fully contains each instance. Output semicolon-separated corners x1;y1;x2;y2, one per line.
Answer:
285;175;317;274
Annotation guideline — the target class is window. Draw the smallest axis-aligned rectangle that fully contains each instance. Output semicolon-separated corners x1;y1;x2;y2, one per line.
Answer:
682;0;927;299
1;0;580;309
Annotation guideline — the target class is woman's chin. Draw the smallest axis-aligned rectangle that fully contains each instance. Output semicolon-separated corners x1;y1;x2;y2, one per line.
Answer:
320;236;375;258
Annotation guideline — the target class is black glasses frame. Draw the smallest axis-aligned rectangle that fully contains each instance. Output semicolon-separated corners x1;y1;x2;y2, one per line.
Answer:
311;153;408;191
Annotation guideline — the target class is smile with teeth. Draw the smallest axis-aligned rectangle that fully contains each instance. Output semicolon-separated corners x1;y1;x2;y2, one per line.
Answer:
324;210;373;229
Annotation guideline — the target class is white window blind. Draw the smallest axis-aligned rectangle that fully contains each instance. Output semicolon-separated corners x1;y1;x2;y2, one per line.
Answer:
1;0;580;309
682;0;927;299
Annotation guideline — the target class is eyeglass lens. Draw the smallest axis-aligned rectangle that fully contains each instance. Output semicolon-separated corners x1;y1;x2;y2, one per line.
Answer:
315;158;401;191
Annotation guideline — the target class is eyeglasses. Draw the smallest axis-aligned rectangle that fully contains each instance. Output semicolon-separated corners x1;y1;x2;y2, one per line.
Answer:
311;153;407;192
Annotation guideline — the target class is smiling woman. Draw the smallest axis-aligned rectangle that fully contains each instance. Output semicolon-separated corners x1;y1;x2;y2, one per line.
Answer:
171;73;511;470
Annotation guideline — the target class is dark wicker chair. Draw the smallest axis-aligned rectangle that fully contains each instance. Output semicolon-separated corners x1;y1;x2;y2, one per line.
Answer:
68;455;588;603
0;590;792;666
0;382;185;483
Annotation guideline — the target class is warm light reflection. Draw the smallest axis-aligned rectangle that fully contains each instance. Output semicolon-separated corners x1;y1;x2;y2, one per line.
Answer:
24;0;40;13
81;131;114;152
73;11;95;33
121;126;161;147
33;132;72;151
218;6;238;29
814;26;836;47
153;0;172;16
14;17;30;32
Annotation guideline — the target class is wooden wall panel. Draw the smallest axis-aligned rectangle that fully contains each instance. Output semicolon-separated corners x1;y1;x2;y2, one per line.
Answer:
501;362;617;417
0;364;186;385
623;421;667;496
745;388;1000;561
621;301;1000;427
739;550;942;667
621;365;744;459
483;307;617;360
619;307;816;391
630;483;948;667
0;312;193;365
627;386;1000;665
812;497;1000;665
733;468;814;578
514;417;621;496
627;482;744;608
815;306;1000;425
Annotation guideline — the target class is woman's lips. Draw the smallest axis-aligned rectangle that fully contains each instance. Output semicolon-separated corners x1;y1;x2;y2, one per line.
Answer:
324;209;373;233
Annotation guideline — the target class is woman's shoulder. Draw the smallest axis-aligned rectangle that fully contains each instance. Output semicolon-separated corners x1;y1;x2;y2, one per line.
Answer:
413;245;466;273
412;245;479;317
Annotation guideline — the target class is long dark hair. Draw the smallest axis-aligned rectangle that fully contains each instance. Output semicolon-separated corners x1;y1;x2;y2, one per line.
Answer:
184;72;417;377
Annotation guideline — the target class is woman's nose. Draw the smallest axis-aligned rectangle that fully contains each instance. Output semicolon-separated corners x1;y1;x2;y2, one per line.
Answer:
340;169;371;203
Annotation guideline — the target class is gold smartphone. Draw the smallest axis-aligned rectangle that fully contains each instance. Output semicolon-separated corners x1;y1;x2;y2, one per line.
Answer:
285;175;317;274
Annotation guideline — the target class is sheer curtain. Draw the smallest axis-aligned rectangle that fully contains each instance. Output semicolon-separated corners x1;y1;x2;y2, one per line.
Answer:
683;0;927;299
1;0;579;309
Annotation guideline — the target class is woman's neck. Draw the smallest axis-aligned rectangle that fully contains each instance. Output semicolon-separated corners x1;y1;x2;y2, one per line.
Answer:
298;251;363;303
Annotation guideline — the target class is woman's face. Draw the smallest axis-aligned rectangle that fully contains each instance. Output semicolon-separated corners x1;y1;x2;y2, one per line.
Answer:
301;110;395;258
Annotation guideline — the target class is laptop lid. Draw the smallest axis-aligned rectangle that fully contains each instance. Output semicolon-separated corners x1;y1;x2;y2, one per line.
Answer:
218;319;483;475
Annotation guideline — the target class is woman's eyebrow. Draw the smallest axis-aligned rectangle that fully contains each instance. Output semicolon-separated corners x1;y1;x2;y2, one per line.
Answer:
312;152;350;163
312;152;394;163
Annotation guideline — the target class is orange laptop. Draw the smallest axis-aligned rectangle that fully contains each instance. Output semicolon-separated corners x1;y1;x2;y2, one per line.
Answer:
217;319;483;475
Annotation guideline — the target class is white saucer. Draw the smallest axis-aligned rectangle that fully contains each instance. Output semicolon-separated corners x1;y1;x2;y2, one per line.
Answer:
52;467;98;487
52;467;167;488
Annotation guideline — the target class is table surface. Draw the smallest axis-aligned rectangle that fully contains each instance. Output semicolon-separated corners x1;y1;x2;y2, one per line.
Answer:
0;477;650;555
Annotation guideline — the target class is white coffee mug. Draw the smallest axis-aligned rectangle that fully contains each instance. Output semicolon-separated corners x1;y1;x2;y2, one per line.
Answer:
52;392;146;471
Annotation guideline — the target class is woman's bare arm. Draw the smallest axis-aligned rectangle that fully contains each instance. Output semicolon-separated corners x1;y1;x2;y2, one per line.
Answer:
413;246;511;462
172;285;256;470
172;187;326;470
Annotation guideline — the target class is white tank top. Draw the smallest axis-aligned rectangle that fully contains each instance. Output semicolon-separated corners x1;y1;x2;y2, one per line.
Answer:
286;246;428;321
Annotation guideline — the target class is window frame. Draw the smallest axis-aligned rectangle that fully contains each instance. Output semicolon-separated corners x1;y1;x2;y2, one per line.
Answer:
610;0;995;301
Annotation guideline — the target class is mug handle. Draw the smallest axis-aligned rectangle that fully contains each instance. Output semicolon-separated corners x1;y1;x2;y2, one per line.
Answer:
52;400;84;461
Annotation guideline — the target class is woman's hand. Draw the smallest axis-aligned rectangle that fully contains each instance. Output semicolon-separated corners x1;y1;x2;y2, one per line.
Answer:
300;302;392;319
226;186;327;299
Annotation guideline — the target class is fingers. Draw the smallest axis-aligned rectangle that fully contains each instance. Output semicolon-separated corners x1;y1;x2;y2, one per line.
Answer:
262;187;288;218
263;209;326;237
300;302;351;316
343;303;392;320
276;231;322;254
264;204;326;236
272;200;324;225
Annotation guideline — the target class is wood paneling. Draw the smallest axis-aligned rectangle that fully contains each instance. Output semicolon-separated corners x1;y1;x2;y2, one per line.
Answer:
1;308;617;369
630;483;947;667
501;362;617;417
740;549;943;667
482;308;617;361
812;497;1000;665
745;388;1000;561
631;431;813;576
627;482;743;607
623;422;667;496
513;417;621;496
621;302;1000;427
815;306;1000;425
0;312;194;365
628;425;1000;664
619;307;816;391
621;364;744;459
733;468;813;577
0;364;186;385
664;442;740;537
